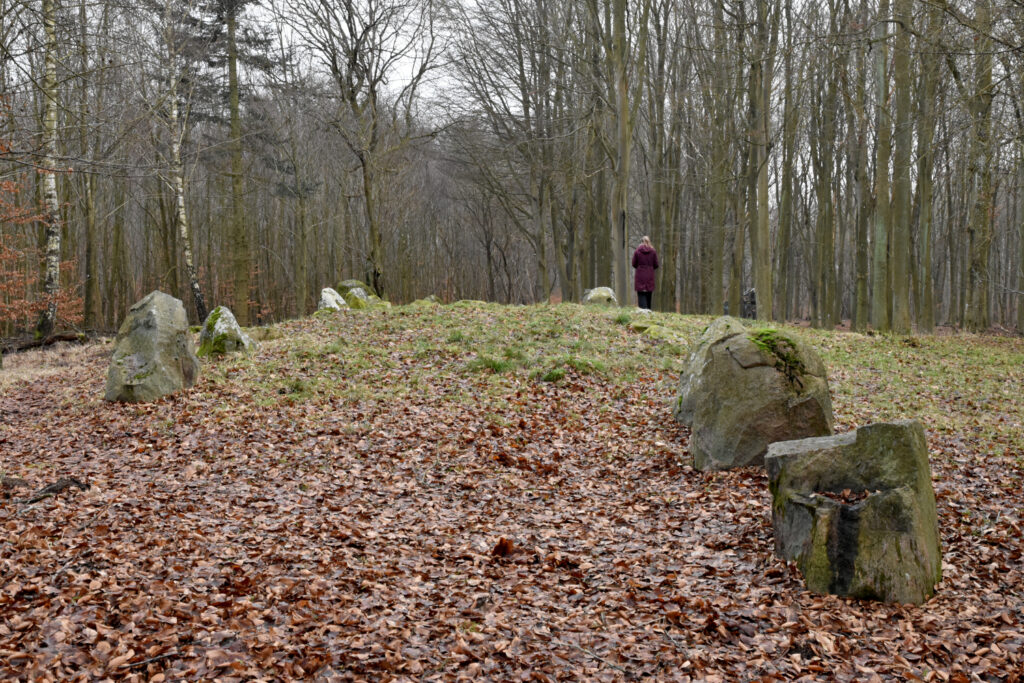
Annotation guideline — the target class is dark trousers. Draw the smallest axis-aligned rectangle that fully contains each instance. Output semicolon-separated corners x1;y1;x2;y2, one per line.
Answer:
637;291;652;310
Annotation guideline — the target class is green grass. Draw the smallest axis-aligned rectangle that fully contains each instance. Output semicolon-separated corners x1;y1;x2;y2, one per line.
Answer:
211;301;1022;459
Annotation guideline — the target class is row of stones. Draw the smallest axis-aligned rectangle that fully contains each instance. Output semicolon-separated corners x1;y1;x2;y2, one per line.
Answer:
672;316;942;604
104;280;397;404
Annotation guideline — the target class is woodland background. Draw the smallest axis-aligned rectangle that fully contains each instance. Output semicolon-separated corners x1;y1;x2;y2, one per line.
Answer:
1;0;1023;335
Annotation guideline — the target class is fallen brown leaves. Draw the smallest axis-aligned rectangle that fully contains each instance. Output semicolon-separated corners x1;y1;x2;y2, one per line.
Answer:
0;311;1022;682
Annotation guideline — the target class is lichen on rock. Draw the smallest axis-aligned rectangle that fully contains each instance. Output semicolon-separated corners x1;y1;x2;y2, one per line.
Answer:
749;328;807;390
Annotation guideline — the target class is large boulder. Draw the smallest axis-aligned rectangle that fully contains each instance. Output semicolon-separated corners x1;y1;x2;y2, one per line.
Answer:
318;287;348;312
583;287;617;306
765;421;942;604
673;316;833;470
105;291;200;402
197;306;255;357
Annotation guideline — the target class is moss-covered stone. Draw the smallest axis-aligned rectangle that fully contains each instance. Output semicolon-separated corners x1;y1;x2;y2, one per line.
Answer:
336;279;370;296
630;322;684;344
197;306;255;357
765;421;942;604
344;287;371;309
409;295;441;307
340;286;391;311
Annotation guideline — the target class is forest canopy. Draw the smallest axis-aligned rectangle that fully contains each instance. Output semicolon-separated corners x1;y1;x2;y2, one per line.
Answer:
0;0;1022;334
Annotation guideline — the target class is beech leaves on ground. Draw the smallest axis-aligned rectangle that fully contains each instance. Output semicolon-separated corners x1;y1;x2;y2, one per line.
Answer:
1;303;1022;681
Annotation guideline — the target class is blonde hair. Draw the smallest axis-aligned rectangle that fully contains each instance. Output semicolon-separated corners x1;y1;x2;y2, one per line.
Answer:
641;236;653;248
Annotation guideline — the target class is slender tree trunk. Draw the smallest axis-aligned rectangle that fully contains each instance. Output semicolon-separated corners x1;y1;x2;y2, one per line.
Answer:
1019;163;1024;332
729;182;745;316
77;0;99;329
890;0;912;333
227;7;249;324
853;0;871;331
775;0;796;322
36;0;61;338
870;0;892;331
169;89;207;322
750;0;774;320
965;0;993;332
916;1;941;332
608;0;631;306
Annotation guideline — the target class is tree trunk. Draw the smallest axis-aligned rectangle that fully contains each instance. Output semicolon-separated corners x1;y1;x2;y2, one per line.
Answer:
227;7;249;324
890;0;912;333
853;0;871;331
169;86;207;323
608;0;631;306
775;0;797;322
750;0;775;321
870;0;892;331
965;0;993;332
36;0;61;339
915;0;942;332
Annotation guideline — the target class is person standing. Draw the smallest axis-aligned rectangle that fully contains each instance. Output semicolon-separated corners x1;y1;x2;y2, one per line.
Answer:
632;236;659;310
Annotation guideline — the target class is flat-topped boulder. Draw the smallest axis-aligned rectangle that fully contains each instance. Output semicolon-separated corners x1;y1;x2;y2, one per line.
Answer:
105;291;200;402
765;421;942;604
197;306;255;357
673;317;833;470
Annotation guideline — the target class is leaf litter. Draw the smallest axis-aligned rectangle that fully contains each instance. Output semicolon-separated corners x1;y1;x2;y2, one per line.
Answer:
0;304;1022;681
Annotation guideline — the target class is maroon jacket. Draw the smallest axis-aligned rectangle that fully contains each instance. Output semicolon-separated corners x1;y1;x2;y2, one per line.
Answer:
632;244;659;292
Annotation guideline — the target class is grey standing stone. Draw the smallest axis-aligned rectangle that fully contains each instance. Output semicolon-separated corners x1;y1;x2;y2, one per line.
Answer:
318;287;349;311
105;291;200;402
765;420;942;604
673;316;833;470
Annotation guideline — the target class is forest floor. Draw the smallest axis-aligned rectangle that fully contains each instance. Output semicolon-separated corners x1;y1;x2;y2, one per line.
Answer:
1;303;1022;682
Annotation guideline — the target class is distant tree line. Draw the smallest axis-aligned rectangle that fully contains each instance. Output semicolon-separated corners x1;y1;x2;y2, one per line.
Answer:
0;0;1022;335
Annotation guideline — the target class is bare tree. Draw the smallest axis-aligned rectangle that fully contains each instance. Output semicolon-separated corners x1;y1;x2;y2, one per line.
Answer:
35;0;61;338
281;0;441;298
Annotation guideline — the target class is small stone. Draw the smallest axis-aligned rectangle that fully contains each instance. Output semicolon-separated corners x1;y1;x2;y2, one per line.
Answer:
582;287;617;306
